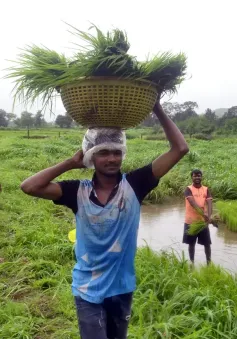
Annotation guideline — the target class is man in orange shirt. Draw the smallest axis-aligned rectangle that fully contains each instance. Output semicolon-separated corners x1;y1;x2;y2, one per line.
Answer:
183;169;212;264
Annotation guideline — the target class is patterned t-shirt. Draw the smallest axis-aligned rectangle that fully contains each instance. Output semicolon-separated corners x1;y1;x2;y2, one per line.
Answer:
54;164;159;303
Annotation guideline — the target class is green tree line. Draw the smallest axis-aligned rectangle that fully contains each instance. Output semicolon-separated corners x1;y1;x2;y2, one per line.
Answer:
141;101;237;137
1;103;237;134
0;110;74;129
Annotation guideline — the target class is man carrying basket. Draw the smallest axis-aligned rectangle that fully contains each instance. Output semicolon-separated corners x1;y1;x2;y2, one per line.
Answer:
20;99;189;339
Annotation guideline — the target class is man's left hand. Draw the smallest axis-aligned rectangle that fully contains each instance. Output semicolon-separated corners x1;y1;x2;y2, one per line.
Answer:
204;214;211;224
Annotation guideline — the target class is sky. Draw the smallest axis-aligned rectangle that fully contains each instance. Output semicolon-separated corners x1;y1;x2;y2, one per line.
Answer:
0;0;236;121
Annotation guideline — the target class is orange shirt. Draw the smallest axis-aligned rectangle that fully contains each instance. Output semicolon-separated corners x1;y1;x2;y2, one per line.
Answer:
185;185;212;224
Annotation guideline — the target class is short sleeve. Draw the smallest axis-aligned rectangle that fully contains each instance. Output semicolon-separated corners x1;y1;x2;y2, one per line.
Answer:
53;180;80;214
184;187;192;198
126;164;159;204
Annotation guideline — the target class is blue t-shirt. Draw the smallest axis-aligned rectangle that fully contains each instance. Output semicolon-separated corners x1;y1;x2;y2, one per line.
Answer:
54;165;158;303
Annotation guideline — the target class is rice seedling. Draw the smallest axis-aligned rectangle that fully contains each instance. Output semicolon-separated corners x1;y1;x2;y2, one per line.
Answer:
216;201;237;232
187;221;207;235
6;45;68;110
186;204;219;236
6;24;187;110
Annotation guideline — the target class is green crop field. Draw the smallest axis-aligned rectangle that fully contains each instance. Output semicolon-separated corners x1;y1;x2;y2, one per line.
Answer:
1;129;237;338
216;200;237;232
1;128;237;202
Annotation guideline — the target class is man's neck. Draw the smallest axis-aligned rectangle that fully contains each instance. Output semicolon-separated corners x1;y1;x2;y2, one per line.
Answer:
193;183;202;188
94;172;120;190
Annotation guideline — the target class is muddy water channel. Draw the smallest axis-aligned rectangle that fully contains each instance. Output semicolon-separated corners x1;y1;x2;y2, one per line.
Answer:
139;201;237;272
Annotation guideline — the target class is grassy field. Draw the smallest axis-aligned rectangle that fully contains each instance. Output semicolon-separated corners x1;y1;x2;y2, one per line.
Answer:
216;201;237;232
1;128;237;202
1;129;237;338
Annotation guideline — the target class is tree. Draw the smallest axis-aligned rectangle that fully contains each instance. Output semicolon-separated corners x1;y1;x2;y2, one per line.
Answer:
224;106;237;119
186;117;199;137
204;108;216;122
34;110;45;128
176;120;187;134
198;116;215;135
216;106;237;129
55;113;73;128
174;109;198;122
140;112;158;127
176;101;198;122
162;102;181;119
6;113;17;123
20;111;34;128
224;118;237;133
14;118;22;127
163;101;199;122
0;109;8;127
181;101;198;112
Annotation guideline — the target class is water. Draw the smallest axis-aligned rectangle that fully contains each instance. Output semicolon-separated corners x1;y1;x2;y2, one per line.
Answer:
138;201;237;272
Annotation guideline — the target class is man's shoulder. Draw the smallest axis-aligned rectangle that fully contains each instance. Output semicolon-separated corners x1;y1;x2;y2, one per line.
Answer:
53;179;81;213
57;179;81;188
124;164;159;204
184;186;192;197
125;163;153;176
56;179;81;198
125;164;157;185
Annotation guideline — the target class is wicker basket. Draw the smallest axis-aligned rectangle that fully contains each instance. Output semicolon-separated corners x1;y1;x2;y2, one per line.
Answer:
60;77;158;128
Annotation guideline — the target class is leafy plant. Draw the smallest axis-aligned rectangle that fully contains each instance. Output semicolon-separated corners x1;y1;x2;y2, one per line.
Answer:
187;221;207;235
217;200;237;231
6;24;187;111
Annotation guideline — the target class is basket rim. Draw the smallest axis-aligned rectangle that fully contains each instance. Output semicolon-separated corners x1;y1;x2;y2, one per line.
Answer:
60;76;158;90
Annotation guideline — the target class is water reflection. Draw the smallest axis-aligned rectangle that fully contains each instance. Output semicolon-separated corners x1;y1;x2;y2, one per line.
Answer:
138;202;237;272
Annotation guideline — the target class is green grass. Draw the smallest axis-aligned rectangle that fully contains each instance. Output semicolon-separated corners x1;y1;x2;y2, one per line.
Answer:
216;201;237;231
2;241;237;338
1;129;237;203
1;129;237;337
132;249;237;338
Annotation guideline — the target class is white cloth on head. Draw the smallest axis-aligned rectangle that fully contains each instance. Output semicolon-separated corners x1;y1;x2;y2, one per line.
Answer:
82;128;127;168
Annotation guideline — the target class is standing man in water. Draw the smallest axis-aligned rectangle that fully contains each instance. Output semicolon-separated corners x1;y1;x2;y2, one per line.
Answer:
20;100;189;339
183;169;213;265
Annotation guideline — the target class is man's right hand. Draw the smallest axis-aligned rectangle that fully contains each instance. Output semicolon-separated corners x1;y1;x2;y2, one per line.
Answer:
69;150;85;169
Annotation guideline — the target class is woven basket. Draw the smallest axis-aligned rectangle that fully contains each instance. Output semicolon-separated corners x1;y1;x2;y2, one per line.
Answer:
60;77;158;128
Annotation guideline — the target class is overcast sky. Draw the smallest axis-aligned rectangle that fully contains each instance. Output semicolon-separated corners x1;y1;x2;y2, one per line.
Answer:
0;0;236;120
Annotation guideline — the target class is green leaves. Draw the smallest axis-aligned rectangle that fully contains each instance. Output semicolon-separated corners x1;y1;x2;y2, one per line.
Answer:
187;221;207;235
216;201;237;231
6;24;187;111
139;52;187;94
6;45;68;110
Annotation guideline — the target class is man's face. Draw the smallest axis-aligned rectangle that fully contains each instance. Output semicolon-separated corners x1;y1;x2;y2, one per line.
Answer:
192;173;202;185
92;149;123;177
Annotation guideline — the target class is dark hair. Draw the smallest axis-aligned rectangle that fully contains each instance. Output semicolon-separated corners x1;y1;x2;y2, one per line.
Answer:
191;169;202;177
